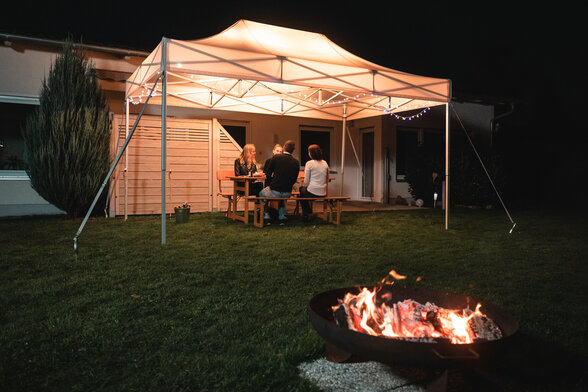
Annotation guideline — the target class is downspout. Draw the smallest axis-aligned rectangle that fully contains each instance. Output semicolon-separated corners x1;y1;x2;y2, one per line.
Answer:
490;101;515;146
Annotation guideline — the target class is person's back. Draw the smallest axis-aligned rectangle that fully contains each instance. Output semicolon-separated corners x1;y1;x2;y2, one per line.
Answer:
259;140;299;224
299;144;329;221
267;153;299;192
304;159;329;196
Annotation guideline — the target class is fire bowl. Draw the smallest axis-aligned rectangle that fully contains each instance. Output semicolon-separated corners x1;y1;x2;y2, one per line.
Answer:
309;286;519;368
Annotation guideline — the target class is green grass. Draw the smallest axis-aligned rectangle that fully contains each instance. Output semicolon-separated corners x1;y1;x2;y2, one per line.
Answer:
1;208;587;391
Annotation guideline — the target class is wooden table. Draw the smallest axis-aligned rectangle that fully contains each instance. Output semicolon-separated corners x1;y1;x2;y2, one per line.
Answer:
228;175;264;224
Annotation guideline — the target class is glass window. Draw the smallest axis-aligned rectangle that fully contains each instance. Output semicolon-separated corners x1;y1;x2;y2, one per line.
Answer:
222;125;246;148
395;127;418;181
300;127;331;167
0;102;37;170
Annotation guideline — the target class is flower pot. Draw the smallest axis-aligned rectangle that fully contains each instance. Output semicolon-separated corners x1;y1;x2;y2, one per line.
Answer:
174;207;190;223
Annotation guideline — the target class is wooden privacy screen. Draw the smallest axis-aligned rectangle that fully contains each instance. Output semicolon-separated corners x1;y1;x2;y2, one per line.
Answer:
109;115;240;216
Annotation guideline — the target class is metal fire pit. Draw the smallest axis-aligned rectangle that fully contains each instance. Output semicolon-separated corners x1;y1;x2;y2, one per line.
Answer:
309;286;519;368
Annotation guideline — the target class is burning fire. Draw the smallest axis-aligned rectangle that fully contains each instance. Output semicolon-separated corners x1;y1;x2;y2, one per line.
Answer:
332;271;502;344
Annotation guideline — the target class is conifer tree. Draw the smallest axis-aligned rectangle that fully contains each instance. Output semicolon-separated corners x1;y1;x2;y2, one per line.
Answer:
23;40;110;218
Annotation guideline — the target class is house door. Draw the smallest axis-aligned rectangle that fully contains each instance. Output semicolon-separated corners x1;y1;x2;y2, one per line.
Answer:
361;128;374;199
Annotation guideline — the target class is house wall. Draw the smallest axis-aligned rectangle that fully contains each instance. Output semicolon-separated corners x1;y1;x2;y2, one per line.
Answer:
0;170;65;216
0;39;145;217
138;105;344;175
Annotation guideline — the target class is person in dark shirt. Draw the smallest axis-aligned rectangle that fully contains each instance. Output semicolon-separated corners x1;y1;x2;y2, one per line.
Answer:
259;140;299;224
262;143;283;219
263;143;282;187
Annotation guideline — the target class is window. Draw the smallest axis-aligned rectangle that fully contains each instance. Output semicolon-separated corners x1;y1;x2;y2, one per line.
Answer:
0;102;37;170
396;127;447;182
300;126;331;168
423;129;444;158
361;129;374;198
222;125;246;148
395;127;418;181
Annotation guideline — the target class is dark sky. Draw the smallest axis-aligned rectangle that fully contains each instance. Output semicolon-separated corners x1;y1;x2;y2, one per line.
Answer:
2;2;579;104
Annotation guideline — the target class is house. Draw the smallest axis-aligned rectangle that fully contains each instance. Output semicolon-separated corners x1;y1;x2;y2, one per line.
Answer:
0;30;496;218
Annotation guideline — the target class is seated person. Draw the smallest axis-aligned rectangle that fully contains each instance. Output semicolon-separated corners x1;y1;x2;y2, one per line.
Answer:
299;144;329;221
234;144;263;196
263;143;283;219
259;140;300;224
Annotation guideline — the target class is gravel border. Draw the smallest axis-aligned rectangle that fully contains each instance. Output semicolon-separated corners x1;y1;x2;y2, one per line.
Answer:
298;358;429;392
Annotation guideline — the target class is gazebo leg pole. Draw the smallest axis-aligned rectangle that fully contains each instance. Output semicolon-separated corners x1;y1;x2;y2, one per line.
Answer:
339;104;347;196
445;102;450;230
161;40;168;245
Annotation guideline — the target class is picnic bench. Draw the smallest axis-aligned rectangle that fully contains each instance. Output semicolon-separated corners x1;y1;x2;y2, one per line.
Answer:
244;195;350;228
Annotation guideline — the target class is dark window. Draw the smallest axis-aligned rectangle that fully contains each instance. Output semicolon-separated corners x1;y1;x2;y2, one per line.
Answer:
395;128;418;181
300;128;331;167
0;102;37;170
361;130;374;198
223;125;246;148
423;129;444;159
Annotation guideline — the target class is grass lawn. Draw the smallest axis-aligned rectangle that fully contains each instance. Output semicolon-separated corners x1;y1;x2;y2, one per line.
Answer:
1;207;587;391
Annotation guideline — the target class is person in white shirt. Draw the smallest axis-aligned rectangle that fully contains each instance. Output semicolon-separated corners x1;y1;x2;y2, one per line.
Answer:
299;144;329;221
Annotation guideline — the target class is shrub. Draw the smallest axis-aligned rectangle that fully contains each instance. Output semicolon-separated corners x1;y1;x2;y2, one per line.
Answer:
450;149;505;207
22;39;110;218
406;146;505;207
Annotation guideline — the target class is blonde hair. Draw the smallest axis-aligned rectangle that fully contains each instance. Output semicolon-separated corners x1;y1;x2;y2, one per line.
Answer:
239;144;257;167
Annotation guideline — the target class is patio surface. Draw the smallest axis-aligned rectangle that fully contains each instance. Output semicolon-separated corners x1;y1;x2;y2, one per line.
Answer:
343;200;426;212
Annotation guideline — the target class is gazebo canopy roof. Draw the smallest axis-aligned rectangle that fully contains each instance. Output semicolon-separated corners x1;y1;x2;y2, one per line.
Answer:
126;19;451;120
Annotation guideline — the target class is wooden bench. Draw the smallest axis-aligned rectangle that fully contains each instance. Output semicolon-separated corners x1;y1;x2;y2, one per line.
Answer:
244;196;350;228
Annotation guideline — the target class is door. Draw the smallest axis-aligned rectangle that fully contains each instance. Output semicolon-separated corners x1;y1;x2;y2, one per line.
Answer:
361;128;374;199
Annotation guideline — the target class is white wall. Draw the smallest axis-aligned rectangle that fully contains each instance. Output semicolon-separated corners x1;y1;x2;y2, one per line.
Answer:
0;171;65;216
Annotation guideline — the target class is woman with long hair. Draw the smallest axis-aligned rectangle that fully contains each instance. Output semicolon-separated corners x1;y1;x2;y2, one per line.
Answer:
234;144;263;195
299;144;329;221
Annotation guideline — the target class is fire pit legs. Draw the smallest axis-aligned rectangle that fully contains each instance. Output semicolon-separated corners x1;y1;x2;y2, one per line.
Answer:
425;369;448;392
324;342;353;363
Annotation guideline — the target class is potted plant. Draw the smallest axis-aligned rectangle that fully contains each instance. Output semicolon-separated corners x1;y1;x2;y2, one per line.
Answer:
174;202;190;223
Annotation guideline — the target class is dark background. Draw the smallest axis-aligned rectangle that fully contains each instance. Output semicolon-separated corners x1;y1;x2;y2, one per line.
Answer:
2;1;585;207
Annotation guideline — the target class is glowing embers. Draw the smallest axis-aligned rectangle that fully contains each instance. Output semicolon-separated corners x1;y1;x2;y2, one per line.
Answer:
332;272;503;345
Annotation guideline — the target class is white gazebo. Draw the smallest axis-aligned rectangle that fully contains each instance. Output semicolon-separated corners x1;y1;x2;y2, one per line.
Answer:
75;20;451;248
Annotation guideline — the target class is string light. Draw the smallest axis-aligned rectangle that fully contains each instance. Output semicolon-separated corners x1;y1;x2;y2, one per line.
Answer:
129;84;157;105
393;107;429;120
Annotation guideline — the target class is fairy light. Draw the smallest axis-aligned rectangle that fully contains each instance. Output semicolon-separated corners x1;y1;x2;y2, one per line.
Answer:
393;107;430;120
129;84;157;105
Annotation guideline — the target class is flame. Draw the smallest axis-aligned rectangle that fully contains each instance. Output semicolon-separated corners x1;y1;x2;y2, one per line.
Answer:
333;271;498;344
389;270;407;280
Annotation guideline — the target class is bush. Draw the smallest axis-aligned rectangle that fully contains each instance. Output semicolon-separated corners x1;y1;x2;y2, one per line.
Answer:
450;149;505;207
405;146;505;208
22;39;110;218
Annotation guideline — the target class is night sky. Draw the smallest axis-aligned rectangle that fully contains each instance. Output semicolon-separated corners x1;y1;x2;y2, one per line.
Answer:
2;2;584;205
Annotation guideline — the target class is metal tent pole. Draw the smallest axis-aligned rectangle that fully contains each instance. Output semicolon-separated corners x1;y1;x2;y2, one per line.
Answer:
124;98;129;221
161;38;168;245
73;75;162;252
445;102;450;230
339;104;347;196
